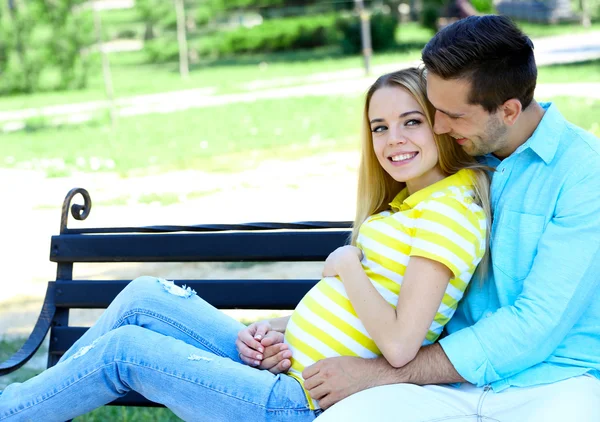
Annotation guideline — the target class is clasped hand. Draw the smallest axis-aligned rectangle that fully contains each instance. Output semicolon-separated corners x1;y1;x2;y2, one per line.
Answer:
236;320;292;374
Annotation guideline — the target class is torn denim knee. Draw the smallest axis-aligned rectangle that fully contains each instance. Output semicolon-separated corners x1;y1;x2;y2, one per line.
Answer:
157;278;197;298
72;338;100;359
188;354;212;362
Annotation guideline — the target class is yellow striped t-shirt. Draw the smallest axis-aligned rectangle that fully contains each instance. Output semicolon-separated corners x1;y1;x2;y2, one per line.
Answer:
283;169;487;409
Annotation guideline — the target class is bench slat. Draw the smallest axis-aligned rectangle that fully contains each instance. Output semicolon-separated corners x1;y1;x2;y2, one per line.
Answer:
50;326;88;355
54;279;317;309
50;230;350;263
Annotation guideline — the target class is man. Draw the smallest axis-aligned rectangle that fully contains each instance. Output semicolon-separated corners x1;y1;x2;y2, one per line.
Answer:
303;15;600;421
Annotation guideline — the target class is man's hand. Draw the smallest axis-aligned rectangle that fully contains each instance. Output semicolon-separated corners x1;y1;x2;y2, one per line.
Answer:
303;345;464;409
259;332;292;374
302;356;388;409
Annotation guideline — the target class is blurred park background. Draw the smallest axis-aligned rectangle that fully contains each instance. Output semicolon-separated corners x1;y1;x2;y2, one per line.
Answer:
1;0;599;419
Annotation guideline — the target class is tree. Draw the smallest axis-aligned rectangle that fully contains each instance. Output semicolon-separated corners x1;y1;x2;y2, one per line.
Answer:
0;0;93;94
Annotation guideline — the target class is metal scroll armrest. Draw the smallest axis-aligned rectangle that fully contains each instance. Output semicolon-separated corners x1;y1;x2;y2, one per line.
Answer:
0;283;56;376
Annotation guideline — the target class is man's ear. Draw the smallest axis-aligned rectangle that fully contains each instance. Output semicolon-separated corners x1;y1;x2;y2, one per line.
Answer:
501;98;522;126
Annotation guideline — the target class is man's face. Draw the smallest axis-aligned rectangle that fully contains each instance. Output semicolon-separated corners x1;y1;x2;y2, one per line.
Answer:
426;73;510;157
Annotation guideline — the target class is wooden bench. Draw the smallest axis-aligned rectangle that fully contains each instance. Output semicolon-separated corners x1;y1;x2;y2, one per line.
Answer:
0;187;351;407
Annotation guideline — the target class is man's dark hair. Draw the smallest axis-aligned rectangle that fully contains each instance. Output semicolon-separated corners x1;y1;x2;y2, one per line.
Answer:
422;15;537;113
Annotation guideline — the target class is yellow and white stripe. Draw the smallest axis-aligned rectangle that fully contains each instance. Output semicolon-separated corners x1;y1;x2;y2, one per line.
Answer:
284;169;487;409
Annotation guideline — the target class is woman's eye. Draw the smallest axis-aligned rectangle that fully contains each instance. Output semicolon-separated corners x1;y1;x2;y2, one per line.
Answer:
405;119;421;126
371;125;387;133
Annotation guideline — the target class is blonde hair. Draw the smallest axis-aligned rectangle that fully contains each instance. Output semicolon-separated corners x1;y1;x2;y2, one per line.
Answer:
351;67;492;279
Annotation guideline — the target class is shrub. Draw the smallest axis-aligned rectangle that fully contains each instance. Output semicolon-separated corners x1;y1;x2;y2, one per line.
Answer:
144;37;181;63
336;10;398;55
217;14;338;55
143;9;399;62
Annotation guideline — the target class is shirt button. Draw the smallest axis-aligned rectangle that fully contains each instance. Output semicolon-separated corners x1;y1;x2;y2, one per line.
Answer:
501;168;505;174
485;312;493;318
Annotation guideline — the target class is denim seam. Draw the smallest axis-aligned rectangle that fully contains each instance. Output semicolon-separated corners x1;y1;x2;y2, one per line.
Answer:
112;308;229;358
114;359;312;412
0;363;119;420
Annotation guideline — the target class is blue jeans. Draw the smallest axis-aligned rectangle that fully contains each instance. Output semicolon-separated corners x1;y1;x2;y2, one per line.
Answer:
0;276;318;421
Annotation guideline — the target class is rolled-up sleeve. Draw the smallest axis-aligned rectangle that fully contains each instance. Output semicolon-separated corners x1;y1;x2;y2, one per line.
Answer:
439;165;600;386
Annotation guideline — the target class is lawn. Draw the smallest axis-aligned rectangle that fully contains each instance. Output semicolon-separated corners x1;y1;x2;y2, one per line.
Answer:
537;59;600;84
75;407;181;421
1;93;364;176
517;20;600;37
1;93;598;177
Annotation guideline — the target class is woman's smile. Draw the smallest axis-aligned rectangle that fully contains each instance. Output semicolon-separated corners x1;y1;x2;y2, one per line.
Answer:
388;151;419;166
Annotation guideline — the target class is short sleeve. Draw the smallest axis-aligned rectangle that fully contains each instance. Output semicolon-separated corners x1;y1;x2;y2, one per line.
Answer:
409;196;485;278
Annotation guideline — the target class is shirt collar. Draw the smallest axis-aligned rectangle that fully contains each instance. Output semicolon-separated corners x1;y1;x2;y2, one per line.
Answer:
514;102;565;165
389;169;476;211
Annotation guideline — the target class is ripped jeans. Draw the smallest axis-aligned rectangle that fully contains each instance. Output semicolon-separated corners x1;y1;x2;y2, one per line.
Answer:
0;276;317;422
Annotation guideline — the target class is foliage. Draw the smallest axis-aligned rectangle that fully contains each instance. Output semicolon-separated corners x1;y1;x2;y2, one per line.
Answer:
470;0;495;13
336;9;399;54
146;14;339;61
421;0;446;32
217;14;339;55
134;0;177;40
0;0;93;95
0;0;44;94
145;8;399;62
210;0;328;10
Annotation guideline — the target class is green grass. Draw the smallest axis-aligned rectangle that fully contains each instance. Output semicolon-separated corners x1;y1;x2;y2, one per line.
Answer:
138;192;181;206
75;407;182;421
2;92;598;177
0;94;364;176
537;59;600;83
551;96;600;137
517;20;600;38
0;338;45;387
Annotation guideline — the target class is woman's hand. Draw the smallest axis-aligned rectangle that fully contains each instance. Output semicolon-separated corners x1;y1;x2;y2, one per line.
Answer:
236;320;293;374
322;245;364;277
237;320;270;366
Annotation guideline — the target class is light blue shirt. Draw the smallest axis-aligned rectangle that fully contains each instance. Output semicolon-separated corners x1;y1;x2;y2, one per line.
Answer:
439;102;600;391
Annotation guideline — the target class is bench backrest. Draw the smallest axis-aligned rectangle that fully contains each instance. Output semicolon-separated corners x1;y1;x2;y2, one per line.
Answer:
49;225;351;361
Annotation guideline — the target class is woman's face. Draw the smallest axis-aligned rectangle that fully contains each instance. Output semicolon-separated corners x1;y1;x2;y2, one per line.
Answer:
368;86;446;194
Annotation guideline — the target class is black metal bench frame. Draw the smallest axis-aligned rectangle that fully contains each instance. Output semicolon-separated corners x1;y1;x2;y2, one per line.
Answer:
0;187;351;407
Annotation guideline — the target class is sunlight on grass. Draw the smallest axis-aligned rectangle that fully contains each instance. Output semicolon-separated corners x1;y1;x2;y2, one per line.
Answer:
1;94;364;176
2;93;598;177
537;59;600;84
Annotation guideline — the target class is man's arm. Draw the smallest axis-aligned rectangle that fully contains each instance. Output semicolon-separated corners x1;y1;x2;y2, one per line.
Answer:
302;343;465;409
439;166;600;386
